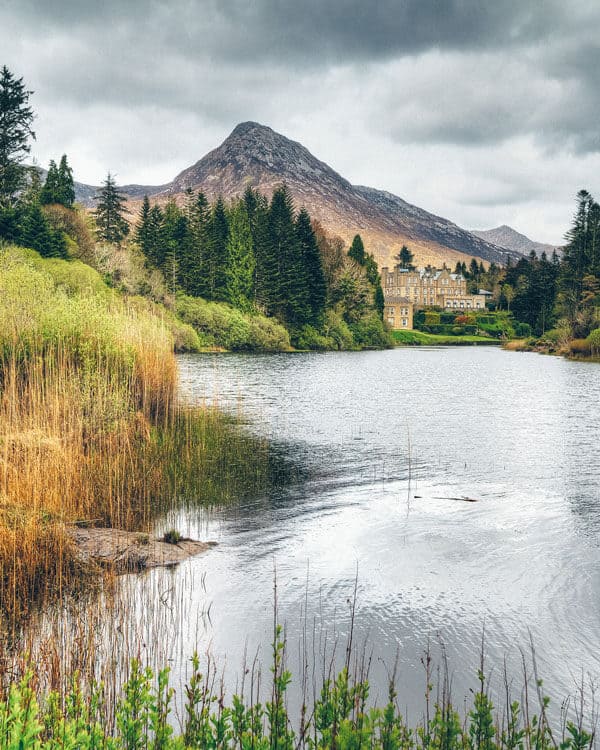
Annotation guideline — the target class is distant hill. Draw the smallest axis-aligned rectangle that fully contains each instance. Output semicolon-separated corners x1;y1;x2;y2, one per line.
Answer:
73;122;520;268
470;225;562;259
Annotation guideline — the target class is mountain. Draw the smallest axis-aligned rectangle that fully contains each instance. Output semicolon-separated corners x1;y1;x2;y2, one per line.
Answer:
75;122;518;268
470;225;561;259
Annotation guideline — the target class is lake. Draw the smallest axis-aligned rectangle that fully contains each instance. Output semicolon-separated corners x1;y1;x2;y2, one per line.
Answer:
34;347;600;720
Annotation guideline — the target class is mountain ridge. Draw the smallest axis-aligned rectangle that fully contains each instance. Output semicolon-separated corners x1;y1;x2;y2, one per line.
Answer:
73;122;521;268
470;224;561;258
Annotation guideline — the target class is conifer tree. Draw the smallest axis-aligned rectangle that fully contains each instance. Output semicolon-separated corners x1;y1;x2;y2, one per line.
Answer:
94;173;129;244
267;185;308;325
395;244;414;270
57;154;75;207
21;203;66;258
145;204;165;267
295;207;326;325
160;200;187;293
135;195;151;251
225;202;255;309
207;197;229;300
348;234;366;265
245;187;271;309
39;160;60;205
0;66;35;209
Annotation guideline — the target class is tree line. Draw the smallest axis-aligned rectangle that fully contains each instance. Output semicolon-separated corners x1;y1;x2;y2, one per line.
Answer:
131;184;386;338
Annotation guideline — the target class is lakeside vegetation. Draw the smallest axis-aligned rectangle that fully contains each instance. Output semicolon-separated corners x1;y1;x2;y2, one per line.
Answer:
0;634;594;750
449;195;599;358
0;245;277;623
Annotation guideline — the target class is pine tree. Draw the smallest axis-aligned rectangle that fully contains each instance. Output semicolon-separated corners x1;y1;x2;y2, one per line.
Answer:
21;203;66;258
245;187;271;310
267;185;309;326
40;159;60;205
135;195;151;252
145;205;164;267
395;245;414;270
0;66;35;210
348;234;366;264
94;173;130;244
160;200;187;294
295;207;326;325
57;154;75;207
225;202;255;309
207;197;229;301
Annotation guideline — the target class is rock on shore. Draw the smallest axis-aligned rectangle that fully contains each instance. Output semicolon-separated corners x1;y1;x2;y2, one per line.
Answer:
69;527;215;574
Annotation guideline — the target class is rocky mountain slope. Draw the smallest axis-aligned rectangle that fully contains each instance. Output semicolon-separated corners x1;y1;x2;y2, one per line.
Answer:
77;122;519;268
470;225;561;259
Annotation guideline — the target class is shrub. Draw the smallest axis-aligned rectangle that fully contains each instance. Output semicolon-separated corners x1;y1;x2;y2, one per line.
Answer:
293;324;331;350
349;312;393;349
175;294;290;352
424;311;440;325
162;529;183;544
323;309;355;350
585;328;600;356
513;322;532;338
569;338;591;355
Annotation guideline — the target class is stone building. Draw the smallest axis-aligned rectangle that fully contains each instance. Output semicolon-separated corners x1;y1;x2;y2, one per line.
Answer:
384;295;413;330
381;266;487;328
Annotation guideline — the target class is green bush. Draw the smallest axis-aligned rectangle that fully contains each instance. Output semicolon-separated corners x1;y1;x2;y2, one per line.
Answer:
349;312;393;349
513;322;532;338
293;324;331;350
175;294;290;352
322;309;355;350
586;328;600;356
424;311;441;325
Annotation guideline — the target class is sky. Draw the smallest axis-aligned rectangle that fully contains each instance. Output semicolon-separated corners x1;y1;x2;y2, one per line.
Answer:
2;0;600;244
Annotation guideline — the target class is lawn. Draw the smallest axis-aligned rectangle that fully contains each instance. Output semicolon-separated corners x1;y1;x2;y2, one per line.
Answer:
392;329;501;346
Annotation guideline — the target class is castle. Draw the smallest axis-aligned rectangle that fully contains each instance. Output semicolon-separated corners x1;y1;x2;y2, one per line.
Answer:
381;266;488;330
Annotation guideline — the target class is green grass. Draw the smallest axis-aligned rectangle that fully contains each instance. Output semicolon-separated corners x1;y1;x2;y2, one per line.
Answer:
392;329;501;346
1;639;594;750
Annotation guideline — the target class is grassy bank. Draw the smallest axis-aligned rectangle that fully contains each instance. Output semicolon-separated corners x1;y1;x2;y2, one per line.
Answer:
392;330;501;346
0;246;273;623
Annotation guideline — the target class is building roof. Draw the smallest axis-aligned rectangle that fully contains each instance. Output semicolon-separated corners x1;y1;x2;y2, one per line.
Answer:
384;295;412;304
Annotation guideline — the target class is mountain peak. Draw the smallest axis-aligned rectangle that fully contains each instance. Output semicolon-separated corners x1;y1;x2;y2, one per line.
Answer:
106;122;521;268
229;121;274;138
470;225;561;256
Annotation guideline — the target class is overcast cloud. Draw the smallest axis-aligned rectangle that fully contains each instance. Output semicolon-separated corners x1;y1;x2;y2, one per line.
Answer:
2;0;599;243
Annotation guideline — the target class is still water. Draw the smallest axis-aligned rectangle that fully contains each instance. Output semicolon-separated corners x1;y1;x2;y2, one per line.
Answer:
42;347;600;719
129;346;599;717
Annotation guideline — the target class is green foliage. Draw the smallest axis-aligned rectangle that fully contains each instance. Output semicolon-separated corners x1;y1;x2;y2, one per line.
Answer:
348;234;366;264
586;328;600;356
225;201;255;309
395;244;415;270
40;155;75;208
0;654;593;750
424;311;441;325
0;66;35;209
175;294;291;352
94;173;130;245
162;529;182;544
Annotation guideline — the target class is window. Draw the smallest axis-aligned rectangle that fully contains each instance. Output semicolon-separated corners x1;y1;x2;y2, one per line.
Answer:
402;318;408;327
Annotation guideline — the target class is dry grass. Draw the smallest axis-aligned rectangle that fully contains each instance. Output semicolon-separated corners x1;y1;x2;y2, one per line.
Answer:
0;246;270;626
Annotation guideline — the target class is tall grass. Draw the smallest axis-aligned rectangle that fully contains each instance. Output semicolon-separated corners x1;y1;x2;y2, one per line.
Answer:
0;246;271;624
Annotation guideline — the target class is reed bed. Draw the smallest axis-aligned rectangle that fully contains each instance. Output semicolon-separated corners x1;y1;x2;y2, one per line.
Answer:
0;246;271;625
